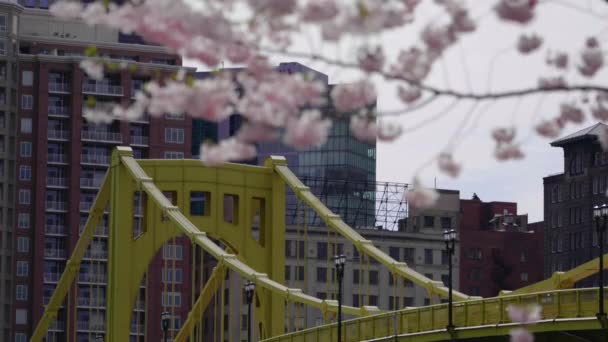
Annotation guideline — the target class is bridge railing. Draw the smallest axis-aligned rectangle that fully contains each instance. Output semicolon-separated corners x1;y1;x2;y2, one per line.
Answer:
262;287;608;342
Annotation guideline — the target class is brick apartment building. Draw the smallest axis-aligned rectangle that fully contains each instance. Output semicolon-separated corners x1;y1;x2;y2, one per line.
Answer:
544;123;608;285
5;1;196;341
459;196;544;297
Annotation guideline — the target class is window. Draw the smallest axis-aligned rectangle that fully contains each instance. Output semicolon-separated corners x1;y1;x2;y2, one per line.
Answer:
21;95;33;110
15;309;27;325
162;268;183;283
403;248;415;263
190;192;209;216
161;292;182;307
166;112;185;120
424;249;433;264
369;270;378;285
295;266;304;281
424;273;433;280
368;295;378;306
404;279;414;287
440;217;452;229
317;242;327;259
441;250;449;265
520;251;527;262
18;213;29;229
353;269;359;284
466;248;482;260
316;267;327;282
16;285;28;301
162;244;183;260
19;165;31;181
441;274;450;286
18;189;30;205
403;297;414;307
20;118;32;133
164;151;184;159
469;268;481;280
15;333;27;342
423;216;434;228
17;237;29;253
0;14;6;32
164;128;184;143
352;295;359;307
0;40;5;56
520;272;529;281
16;261;28;276
389;247;400;261
285;265;290;280
22;71;33;86
20;142;32;157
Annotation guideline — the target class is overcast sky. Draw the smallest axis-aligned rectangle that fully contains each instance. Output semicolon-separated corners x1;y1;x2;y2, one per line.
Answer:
185;1;608;222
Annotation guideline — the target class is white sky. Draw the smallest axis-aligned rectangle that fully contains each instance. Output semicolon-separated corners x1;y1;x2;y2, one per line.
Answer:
185;1;608;222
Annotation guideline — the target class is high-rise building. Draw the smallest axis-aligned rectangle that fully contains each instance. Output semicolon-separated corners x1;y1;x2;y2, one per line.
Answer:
194;62;377;228
459;196;544;297
4;3;195;341
544;123;608;283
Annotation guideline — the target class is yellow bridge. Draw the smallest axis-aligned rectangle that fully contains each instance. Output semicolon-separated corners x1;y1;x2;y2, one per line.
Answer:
31;147;608;341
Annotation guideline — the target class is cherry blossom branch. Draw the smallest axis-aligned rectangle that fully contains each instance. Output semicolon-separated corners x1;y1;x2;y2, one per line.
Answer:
262;47;608;101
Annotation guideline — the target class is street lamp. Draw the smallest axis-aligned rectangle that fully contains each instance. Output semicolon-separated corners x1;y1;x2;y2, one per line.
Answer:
443;229;457;333
161;311;170;342
593;204;608;321
333;254;346;342
244;280;256;342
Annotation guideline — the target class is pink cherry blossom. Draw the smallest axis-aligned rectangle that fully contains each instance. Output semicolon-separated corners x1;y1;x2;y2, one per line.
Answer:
283;110;332;150
350;115;377;142
507;304;542;324
492;127;516;144
377;120;403;142
559;103;584;124
405;177;439;209
358;46;385;72
517;34;542;54
80;60;104;81
535;120;561;138
421;24;456;55
83;107;116;125
578;37;604;77
510;328;534;342
495;0;535;24
495;144;525;161
438;153;461;178
397;85;422;103
200;139;257;166
538;76;566;89
301;0;339;22
390;48;432;82
236;124;280;143
330;80;377;113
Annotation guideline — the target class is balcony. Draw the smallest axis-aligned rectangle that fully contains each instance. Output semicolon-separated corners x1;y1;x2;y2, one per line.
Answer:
47;129;69;140
48;82;70;94
48;105;70;117
46;201;68;212
131;113;150;124
44;272;61;283
79;224;108;237
77;321;105;332
83;83;124;96
80;178;104;188
81;130;122;143
45;248;67;259
78;272;107;283
48;153;68;164
130;135;148;146
81;154;110;166
84;249;108;260
77;296;106;307
45;224;67;236
47;177;68;188
134;300;145;310
130;323;145;334
80;202;93;212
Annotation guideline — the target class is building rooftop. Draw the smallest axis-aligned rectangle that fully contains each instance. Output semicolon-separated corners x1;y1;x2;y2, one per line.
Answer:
550;122;607;147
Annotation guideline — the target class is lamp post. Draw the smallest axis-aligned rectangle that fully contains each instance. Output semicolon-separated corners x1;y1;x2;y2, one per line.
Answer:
333;254;346;342
244;280;256;342
593;204;608;320
443;229;457;333
161;311;170;342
